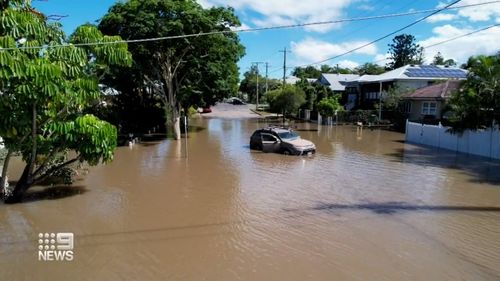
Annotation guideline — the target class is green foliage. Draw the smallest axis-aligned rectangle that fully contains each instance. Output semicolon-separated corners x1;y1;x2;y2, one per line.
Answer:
239;65;280;103
383;84;406;110
448;54;500;131
317;96;343;117
355;63;386;75
432;52;457;67
387;34;424;70
99;0;245;138
292;66;321;79
267;85;305;116
0;1;131;201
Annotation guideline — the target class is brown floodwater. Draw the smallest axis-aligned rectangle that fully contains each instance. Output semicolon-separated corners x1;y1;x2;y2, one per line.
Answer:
1;114;500;280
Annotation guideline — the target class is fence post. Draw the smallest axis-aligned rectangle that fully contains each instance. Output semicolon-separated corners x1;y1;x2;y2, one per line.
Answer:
405;119;409;141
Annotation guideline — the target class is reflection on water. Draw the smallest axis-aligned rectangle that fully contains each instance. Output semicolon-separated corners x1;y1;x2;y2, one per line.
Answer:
1;118;500;280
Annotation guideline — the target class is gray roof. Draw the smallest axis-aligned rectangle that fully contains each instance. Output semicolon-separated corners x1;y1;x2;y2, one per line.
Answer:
348;65;467;84
319;74;360;91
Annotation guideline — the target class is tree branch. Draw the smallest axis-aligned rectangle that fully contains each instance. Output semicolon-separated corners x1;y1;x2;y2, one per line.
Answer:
33;156;81;185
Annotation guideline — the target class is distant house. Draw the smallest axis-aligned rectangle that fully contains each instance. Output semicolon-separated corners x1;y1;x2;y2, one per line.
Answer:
317;73;360;92
345;65;467;110
402;79;462;120
317;73;360;109
285;76;317;85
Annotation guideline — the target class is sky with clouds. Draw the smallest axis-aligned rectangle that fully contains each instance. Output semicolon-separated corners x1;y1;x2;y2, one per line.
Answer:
34;0;500;79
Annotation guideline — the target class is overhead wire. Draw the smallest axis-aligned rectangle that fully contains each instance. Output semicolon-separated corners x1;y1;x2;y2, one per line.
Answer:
292;0;463;68
371;22;500;65
0;0;496;51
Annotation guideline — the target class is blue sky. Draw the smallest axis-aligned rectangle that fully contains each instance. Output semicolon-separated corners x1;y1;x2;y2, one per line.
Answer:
33;0;500;79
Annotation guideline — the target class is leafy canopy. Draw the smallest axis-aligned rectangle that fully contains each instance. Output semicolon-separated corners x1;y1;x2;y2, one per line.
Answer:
0;0;131;199
387;34;424;70
448;54;500;130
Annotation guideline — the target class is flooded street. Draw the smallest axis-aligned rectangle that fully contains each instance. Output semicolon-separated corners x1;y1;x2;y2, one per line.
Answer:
1;105;500;280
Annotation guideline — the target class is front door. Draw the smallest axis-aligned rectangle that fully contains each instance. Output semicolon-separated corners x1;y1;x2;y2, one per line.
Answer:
261;133;281;153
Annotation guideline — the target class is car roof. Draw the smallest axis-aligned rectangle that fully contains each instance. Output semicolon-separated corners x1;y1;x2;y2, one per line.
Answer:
258;127;292;133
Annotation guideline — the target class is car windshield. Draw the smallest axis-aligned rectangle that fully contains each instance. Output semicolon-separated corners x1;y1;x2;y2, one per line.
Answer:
278;131;299;140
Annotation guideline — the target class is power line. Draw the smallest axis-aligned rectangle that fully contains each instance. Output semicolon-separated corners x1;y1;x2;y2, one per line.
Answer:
1;0;496;51
372;23;500;65
293;0;463;68
425;23;500;49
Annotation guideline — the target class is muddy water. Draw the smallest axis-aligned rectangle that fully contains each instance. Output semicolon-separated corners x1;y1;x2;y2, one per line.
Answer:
1;117;500;280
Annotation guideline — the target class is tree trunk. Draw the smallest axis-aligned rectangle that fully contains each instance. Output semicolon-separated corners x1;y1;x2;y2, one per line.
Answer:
173;116;181;140
4;164;31;204
5;104;38;203
0;149;12;197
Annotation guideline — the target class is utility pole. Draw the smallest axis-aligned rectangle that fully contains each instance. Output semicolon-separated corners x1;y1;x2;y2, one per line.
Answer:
252;62;265;111
279;47;291;87
265;62;269;95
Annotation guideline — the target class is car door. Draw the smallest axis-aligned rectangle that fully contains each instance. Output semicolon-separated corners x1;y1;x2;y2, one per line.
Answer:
261;133;281;153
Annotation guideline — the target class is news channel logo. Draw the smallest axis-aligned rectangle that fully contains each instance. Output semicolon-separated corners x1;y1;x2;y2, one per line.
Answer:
38;232;74;262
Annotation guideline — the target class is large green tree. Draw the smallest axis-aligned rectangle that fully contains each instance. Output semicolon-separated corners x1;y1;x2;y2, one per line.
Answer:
99;0;245;140
387;34;424;70
0;1;131;202
448;54;500;130
317;96;343;117
355;63;386;75
267;85;305;119
432;52;457;67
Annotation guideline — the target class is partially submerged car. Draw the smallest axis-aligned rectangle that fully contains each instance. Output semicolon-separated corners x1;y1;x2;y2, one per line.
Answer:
250;127;316;155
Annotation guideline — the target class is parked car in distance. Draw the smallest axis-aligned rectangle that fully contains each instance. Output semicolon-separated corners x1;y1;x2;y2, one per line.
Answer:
226;97;246;105
250;127;316;155
201;107;212;113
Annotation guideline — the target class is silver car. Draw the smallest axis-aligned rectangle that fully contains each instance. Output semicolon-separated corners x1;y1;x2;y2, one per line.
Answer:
250;127;316;155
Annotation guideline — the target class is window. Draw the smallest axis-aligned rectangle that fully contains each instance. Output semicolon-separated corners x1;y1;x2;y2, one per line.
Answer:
422;102;437;115
401;102;412;113
261;134;277;142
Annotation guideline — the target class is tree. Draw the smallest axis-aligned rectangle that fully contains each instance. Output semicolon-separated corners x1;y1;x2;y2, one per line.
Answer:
447;54;500;131
387;34;424;70
0;1;132;202
317;96;343;117
99;0;245;140
382;84;406;110
292;66;321;79
267;85;305;119
432;52;457;67
355;63;385;75
433;52;445;65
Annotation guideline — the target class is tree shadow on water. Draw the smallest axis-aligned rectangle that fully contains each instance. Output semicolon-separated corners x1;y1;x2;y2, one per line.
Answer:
20;186;88;203
305;201;500;215
387;145;500;185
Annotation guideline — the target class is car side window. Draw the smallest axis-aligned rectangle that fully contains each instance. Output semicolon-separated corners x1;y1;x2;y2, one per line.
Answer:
261;134;277;142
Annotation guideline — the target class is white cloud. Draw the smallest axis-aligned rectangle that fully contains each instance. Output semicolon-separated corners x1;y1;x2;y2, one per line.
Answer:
338;60;360;69
419;24;500;63
230;22;253;31
425;13;458;23
357;4;375;11
197;0;355;33
373;53;390;66
454;0;500;22
291;38;377;63
436;0;500;22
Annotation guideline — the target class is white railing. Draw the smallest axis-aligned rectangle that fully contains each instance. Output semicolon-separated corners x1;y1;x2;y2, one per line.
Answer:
405;120;500;160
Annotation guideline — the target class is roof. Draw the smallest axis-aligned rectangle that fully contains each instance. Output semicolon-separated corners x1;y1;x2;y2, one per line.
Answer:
319;73;360;91
348;65;467;84
285;76;301;85
403;80;462;100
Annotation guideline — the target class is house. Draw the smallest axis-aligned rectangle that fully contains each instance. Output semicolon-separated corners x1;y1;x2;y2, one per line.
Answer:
345;65;467;110
317;73;360;92
285;76;317;85
317;73;360;109
402;79;461;120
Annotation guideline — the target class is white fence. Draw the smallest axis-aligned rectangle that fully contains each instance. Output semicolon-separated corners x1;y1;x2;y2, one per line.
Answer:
405;120;500;160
